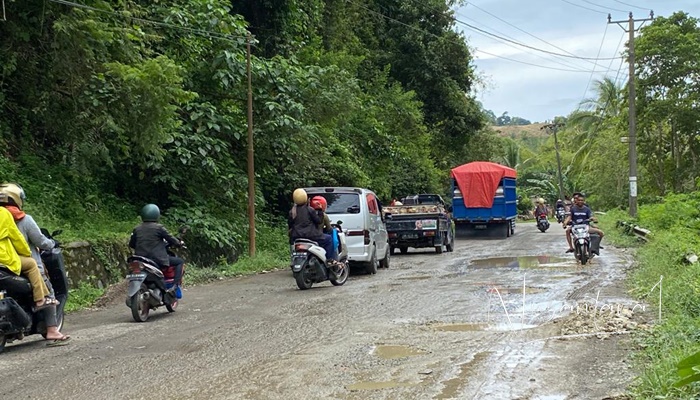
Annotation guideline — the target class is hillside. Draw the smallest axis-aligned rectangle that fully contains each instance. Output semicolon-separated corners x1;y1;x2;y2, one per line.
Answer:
491;123;549;138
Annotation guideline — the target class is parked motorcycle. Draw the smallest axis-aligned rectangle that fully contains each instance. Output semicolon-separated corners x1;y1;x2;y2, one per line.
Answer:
536;213;550;233
0;229;69;353
291;222;349;290
125;228;186;322
555;207;566;223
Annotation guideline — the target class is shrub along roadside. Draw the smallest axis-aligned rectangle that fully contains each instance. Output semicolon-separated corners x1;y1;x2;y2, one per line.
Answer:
599;196;700;399
63;223;290;313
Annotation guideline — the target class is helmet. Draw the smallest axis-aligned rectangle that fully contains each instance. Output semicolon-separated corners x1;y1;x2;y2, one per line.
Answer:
0;183;26;209
292;188;308;205
310;196;327;211
537;197;545;204
140;204;161;222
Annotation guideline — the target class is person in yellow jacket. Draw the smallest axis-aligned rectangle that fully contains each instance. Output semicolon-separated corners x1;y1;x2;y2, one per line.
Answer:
0;206;54;309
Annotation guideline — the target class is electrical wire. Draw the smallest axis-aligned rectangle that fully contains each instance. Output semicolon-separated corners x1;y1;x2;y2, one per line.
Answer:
559;0;609;15
454;11;593;72
579;24;611;105
612;0;650;11
464;1;607;69
47;0;250;43
454;18;621;61
355;1;617;74
581;0;628;13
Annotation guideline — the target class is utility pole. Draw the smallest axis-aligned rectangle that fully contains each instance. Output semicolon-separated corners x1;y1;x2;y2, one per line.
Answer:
541;123;565;203
608;11;654;218
246;33;256;256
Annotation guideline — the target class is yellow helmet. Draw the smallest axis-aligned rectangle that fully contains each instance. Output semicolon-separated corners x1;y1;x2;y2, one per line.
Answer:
537;197;545;204
292;188;308;205
0;183;26;209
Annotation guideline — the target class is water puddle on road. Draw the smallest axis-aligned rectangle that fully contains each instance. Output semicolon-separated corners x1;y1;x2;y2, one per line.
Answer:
373;345;425;359
435;352;491;399
469;256;570;269
489;286;548;295
398;275;432;281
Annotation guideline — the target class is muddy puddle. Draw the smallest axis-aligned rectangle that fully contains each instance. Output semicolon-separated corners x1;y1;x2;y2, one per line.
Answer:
373;345;425;359
398;275;432;281
488;286;548;295
469;256;570;269
435;352;491;399
345;380;416;391
432;322;537;332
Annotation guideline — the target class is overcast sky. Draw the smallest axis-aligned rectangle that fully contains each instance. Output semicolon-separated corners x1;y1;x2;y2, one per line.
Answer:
455;0;700;123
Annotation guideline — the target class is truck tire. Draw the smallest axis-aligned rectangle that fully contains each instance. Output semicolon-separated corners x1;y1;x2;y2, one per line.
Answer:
400;247;408;255
390;246;396;256
445;232;454;252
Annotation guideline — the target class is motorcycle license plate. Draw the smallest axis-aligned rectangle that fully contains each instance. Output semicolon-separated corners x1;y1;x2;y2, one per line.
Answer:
126;273;146;279
292;254;307;267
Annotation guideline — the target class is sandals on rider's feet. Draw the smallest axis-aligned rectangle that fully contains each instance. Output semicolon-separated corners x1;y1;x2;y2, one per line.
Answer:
566;248;574;253
46;335;72;347
33;298;59;312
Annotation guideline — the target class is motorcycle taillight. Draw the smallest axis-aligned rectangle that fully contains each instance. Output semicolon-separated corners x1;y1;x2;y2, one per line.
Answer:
129;261;142;273
294;243;310;252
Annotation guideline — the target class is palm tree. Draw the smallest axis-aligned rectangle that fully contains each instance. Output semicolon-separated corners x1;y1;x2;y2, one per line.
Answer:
567;77;624;163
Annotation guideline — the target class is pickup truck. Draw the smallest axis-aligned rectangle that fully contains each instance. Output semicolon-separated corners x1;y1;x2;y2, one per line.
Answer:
450;161;517;238
383;194;454;254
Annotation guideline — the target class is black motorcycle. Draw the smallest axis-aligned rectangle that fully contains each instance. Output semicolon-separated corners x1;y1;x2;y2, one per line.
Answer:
536;212;550;233
555;207;566;223
125;229;186;322
0;229;69;353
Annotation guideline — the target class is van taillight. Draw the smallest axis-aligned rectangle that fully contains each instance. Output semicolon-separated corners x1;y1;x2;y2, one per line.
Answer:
129;261;142;273
347;229;371;245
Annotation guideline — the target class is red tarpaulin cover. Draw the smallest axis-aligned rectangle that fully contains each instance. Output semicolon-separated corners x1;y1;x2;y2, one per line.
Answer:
450;161;517;208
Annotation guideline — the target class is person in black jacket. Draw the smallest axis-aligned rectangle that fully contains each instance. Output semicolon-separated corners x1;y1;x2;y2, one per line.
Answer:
129;204;184;292
288;189;337;263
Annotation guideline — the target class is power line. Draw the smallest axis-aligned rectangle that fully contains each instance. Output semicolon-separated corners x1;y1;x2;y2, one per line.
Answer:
581;0;628;13
48;0;250;43
454;11;593;72
579;24;611;105
612;0;650;11
559;0;609;15
464;1;605;68
454;18;621;61
354;1;615;74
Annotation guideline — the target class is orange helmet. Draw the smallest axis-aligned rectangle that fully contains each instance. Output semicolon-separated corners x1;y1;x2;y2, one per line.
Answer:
310;196;327;211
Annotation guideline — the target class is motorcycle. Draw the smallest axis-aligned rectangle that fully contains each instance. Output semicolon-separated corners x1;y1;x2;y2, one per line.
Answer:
536;213;550;232
555;207;566;223
0;229;69;353
291;222;349;290
570;220;602;265
125;228;186;322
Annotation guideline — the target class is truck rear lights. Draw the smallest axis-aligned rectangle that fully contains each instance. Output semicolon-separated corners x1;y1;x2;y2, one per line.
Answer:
423;231;436;236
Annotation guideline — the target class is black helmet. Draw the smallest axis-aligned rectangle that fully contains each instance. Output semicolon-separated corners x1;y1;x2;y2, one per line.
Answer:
140;204;160;222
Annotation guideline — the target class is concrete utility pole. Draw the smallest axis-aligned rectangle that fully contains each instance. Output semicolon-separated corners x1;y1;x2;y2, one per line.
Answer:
608;11;654;218
246;33;256;256
541;123;565;203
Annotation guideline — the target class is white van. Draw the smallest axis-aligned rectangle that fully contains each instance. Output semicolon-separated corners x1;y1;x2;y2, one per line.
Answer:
304;187;390;274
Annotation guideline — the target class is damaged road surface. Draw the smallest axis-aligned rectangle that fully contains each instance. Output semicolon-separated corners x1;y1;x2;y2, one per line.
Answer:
0;223;642;399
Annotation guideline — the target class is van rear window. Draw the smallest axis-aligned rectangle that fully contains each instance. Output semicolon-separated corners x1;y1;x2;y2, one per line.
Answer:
318;193;360;214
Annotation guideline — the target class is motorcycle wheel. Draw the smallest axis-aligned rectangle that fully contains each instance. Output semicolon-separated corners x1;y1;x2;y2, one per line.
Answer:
294;266;314;290
130;285;150;322
579;244;589;265
330;262;349;286
0;335;5;354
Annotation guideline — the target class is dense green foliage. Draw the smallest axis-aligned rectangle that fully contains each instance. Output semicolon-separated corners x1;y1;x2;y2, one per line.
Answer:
599;193;700;398
0;0;502;260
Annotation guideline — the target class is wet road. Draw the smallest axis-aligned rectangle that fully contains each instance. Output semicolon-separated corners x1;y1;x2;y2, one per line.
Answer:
1;223;637;399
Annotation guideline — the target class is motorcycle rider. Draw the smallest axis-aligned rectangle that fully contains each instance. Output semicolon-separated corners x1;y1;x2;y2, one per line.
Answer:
534;198;548;218
563;193;604;253
288;189;337;264
310;196;339;262
0;204;70;344
0;183;58;299
555;198;566;222
129;204;184;293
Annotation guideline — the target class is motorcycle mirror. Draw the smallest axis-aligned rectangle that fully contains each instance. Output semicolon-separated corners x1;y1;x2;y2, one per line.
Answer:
178;226;189;235
335;220;343;225
52;229;63;237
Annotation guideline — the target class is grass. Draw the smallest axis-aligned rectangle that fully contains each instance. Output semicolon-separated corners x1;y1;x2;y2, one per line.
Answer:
598;203;700;399
185;251;288;285
64;282;106;313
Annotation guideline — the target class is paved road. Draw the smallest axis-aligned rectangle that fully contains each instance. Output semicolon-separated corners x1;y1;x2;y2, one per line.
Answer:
1;223;637;399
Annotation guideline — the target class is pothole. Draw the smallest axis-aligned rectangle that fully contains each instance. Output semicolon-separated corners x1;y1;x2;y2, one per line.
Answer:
488;286;548;295
373;345;425;359
433;323;489;332
398;276;432;281
469;256;570;269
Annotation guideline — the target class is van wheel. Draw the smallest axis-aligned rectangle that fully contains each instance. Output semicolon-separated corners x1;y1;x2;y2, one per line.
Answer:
365;249;378;275
379;247;390;269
